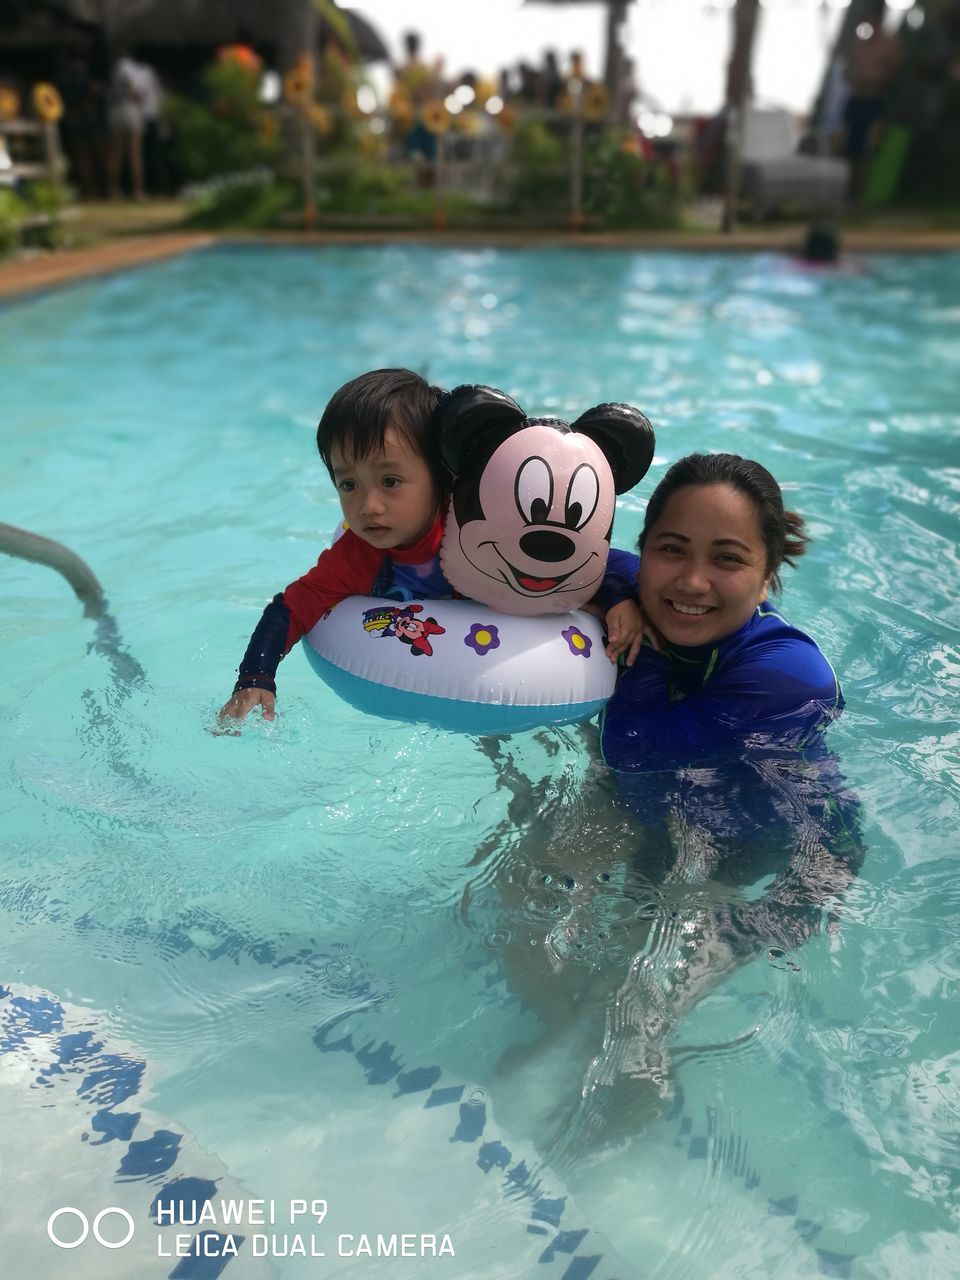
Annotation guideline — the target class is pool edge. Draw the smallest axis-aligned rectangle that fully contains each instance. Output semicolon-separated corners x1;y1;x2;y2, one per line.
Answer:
2;226;960;301
0;232;216;301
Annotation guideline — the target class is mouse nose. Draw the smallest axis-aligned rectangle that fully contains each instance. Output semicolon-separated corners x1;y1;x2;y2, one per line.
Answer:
519;530;576;563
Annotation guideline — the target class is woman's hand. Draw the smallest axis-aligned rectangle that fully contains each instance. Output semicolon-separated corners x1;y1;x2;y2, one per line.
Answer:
217;686;276;728
604;598;660;665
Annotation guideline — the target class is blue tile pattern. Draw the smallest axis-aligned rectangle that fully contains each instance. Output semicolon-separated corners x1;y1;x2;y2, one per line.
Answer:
1;976;849;1278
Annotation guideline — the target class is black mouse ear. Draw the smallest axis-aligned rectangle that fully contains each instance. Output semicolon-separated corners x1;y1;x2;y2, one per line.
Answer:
436;384;527;476
570;403;655;494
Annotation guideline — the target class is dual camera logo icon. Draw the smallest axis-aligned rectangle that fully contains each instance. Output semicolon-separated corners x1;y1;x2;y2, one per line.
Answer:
47;1207;135;1250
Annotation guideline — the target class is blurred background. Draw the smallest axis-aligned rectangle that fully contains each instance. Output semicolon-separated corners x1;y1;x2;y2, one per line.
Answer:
0;0;958;248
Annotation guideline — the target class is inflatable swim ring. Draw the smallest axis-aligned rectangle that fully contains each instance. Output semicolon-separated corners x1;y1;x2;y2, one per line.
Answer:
303;596;615;735
300;386;654;735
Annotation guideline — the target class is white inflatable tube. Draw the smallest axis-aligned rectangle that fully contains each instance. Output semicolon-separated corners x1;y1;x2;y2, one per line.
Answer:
303;596;615;735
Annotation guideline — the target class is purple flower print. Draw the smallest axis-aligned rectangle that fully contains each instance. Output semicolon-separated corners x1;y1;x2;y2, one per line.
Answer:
465;623;501;655
561;626;592;658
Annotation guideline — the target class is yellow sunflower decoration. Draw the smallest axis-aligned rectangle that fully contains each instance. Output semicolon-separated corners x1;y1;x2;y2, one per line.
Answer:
389;89;414;132
283;59;311;107
473;77;498;108
33;82;63;123
305;102;333;136
358;129;384;159
421;99;450;136
0;85;20;122
454;110;483;137
584;83;609;122
496;103;517;131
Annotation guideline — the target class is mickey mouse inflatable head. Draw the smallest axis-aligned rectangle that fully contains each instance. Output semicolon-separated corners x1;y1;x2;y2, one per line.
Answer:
437;384;655;616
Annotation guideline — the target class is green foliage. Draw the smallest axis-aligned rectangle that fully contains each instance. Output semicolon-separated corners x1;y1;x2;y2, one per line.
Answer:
496;119;684;229
582;132;686;229
310;0;358;60
178;151;487;229
0;187;25;255
24;178;69;247
502;117;569;218
184;177;300;230
313;156;485;225
0;178;71;255
167;60;280;183
315;154;416;212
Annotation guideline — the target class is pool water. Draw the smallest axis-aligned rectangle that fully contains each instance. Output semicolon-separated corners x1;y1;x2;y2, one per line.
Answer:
1;246;959;1278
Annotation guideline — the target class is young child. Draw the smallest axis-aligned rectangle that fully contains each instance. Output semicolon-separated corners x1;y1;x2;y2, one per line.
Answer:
219;367;644;724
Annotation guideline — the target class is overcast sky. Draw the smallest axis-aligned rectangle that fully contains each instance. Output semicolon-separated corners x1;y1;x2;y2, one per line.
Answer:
341;0;859;116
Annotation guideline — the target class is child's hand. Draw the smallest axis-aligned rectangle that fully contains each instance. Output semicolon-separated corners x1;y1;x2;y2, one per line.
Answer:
604;598;659;666
217;686;276;728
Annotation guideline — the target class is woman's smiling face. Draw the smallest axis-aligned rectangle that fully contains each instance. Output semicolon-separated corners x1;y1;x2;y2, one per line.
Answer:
638;482;773;647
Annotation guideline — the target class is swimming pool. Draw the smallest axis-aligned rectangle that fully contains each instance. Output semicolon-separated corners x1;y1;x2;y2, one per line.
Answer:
2;245;959;1278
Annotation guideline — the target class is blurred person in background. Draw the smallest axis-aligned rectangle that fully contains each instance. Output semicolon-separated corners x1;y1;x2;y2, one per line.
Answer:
395;31;441;169
516;61;541;105
541;49;563;110
137;57;167;196
56;42;109;199
568;49;589;88
842;0;902;204
107;47;146;200
396;30;437;104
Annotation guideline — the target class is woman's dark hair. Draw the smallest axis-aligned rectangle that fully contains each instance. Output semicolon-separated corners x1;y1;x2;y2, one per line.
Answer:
317;368;448;509
638;452;810;594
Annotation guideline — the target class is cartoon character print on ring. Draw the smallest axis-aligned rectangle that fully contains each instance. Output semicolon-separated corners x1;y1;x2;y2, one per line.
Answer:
302;385;655;734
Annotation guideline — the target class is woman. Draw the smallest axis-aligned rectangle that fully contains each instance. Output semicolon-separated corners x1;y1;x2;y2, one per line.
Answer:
471;454;862;1152
600;452;844;769
577;453;861;1108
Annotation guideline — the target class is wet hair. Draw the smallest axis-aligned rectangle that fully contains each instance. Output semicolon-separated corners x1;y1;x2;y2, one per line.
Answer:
801;223;839;264
638;452;810;594
316;368;448;508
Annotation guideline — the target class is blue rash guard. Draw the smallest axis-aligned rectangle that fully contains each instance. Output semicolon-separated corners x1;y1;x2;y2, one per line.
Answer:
590;554;859;973
599;553;843;772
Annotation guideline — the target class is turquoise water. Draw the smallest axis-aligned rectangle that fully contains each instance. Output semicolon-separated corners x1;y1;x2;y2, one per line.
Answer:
1;246;959;1278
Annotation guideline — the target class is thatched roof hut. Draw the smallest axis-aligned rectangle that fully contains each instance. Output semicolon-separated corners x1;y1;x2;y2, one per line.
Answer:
0;1;387;87
65;0;280;49
65;0;388;63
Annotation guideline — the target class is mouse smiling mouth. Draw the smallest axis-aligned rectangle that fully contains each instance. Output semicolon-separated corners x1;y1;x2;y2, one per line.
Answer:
491;545;596;594
513;568;566;592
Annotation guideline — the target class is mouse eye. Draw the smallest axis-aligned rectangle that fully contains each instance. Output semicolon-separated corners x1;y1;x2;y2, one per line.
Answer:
515;456;554;525
565;464;599;530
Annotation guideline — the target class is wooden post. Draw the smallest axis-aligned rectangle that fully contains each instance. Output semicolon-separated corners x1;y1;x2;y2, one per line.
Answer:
570;76;584;231
722;0;760;235
301;1;318;228
43;120;57;182
433;131;447;231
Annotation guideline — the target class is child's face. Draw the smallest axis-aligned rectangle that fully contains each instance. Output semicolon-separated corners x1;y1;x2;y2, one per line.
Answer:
330;427;438;550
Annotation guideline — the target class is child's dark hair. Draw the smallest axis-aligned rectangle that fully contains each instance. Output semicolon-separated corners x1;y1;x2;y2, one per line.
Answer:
638;452;810;593
317;368;448;507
